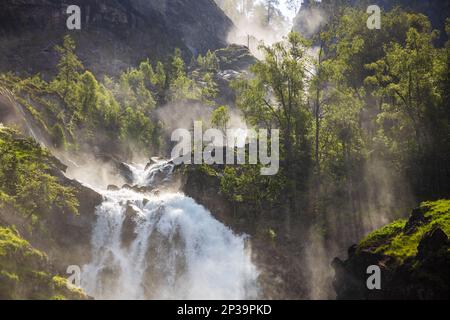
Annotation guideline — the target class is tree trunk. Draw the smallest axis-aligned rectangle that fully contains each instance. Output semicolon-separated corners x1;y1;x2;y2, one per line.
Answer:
283;129;296;240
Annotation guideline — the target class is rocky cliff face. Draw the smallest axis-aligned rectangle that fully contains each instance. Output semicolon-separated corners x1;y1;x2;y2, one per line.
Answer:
0;0;233;77
179;165;309;299
332;201;450;300
0;126;102;273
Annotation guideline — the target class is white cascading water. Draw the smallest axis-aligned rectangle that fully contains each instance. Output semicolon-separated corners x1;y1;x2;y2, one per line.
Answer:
81;160;259;300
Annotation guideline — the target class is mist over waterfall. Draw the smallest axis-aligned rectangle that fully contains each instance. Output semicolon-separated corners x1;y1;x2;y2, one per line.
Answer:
81;162;259;300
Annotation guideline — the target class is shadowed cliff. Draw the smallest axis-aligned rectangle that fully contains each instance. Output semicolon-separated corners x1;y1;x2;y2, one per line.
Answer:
0;0;233;77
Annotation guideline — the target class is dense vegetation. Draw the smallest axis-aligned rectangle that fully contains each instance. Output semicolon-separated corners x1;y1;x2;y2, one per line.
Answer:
0;0;448;300
359;200;450;262
0;36;223;156
0;126;90;299
0;226;86;299
333;199;449;300
0;126;78;228
204;7;450;243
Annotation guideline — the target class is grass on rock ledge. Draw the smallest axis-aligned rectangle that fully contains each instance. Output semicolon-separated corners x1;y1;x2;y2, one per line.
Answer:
358;200;450;263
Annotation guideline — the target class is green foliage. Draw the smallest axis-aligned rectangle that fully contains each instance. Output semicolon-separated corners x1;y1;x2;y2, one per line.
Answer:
362;12;450;198
224;5;449;228
1;35;222;154
0;35;166;153
51;124;66;149
119;107;156;148
153;61;167;104
232;32;312;215
359;200;450;263
0;227;86;300
0;227;45;260
358;219;407;251
168;49;200;101
53;35;84;106
119;67;156;114
366;14;443;148
200;72;219;105
0;127;79;221
197;50;219;72
79;71;99;117
220;165;286;209
211;105;230;132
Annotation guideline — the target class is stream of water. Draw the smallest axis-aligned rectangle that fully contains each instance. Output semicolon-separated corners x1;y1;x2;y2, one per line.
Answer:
81;161;259;300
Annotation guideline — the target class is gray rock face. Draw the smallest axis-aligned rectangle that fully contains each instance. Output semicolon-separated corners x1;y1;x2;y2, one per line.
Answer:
0;0;233;77
121;203;141;248
45;175;103;270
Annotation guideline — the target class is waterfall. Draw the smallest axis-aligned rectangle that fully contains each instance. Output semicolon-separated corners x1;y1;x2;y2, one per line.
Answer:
0;88;42;144
81;161;259;300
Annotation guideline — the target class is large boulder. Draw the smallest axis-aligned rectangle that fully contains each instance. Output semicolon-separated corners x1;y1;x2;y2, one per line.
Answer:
332;201;450;300
121;203;143;247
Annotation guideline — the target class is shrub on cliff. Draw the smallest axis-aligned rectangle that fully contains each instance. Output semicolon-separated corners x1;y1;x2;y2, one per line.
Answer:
0;227;86;300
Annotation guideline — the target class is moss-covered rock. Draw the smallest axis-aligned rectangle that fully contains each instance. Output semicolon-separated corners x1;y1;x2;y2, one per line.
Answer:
0;227;87;300
215;45;257;71
358;200;450;262
0;125;102;299
332;200;450;300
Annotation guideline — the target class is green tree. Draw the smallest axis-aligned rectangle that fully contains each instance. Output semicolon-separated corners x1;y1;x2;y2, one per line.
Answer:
119;67;156;114
201;72;219;105
366;16;441;147
167;49;200;102
120;107;155;148
197;50;219;72
263;0;280;24
79;71;99;117
53;35;84;103
233;32;312;235
154;61;167;99
365;14;449;197
211;105;231;132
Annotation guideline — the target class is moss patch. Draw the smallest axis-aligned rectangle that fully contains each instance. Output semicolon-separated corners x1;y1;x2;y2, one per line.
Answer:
358;200;450;263
0;126;79;223
0;227;87;300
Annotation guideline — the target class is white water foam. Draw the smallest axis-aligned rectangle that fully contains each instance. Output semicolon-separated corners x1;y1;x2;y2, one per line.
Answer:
81;162;259;300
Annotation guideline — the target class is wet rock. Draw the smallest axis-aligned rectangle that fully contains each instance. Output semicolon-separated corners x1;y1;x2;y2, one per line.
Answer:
151;170;167;186
348;244;358;257
215;45;256;71
332;204;450;300
417;228;449;260
122;184;133;190
145;157;163;170
122;184;153;194
107;185;120;191
121;204;141;248
404;206;430;234
117;162;134;184
138;186;154;194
